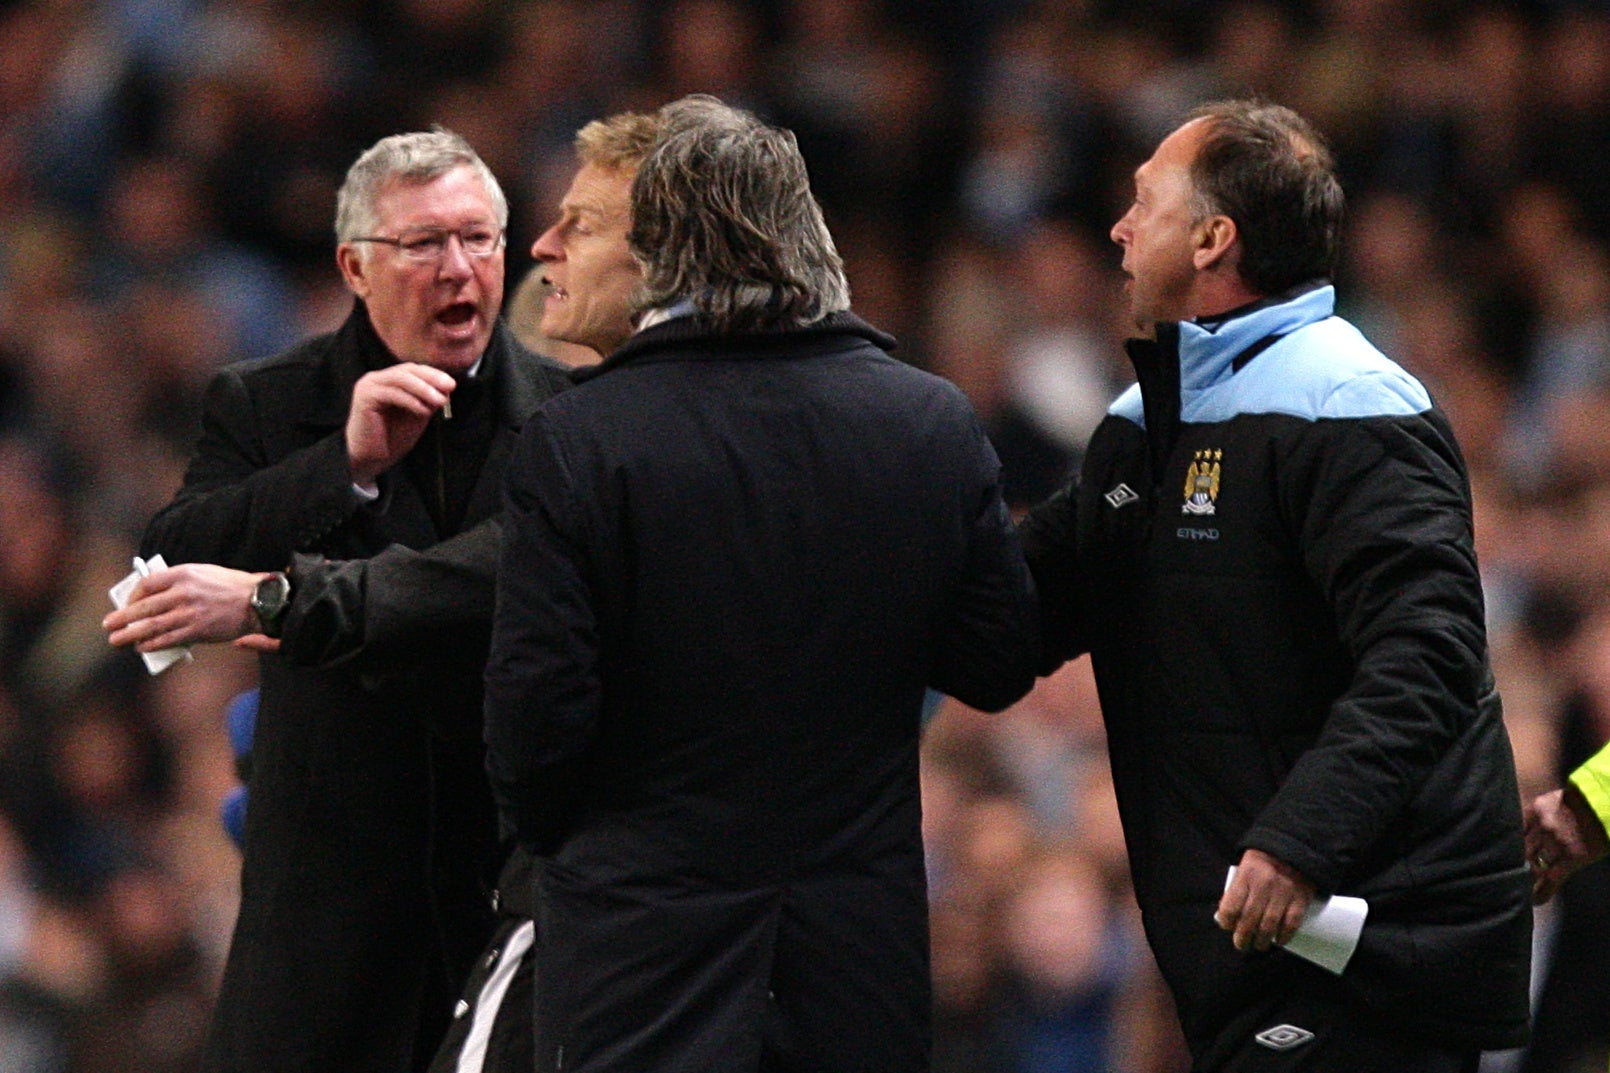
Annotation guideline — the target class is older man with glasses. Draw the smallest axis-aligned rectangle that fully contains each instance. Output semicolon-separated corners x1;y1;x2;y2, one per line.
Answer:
103;128;569;1073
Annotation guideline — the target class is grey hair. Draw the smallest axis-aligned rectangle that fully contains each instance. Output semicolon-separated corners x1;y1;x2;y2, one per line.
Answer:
628;95;850;332
334;127;508;246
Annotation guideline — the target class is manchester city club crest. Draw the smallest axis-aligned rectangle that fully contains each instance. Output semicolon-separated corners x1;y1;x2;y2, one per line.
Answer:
1182;449;1222;515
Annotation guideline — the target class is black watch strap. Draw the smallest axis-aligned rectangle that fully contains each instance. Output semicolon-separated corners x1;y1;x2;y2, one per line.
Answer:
251;571;292;638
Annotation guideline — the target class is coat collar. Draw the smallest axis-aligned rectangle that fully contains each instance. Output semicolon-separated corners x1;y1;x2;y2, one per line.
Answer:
1119;282;1334;471
306;299;553;430
570;310;897;384
1174;281;1334;393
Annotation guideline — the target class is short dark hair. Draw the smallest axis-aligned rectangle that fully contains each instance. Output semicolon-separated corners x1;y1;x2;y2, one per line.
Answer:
1185;99;1343;296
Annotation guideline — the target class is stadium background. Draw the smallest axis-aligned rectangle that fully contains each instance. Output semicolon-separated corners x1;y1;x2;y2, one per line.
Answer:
3;0;1610;1069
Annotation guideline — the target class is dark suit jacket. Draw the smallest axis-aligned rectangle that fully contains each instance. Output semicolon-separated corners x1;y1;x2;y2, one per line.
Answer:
484;312;1038;1073
143;302;569;1073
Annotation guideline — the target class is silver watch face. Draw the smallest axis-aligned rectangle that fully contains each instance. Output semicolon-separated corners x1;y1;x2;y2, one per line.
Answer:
253;574;290;621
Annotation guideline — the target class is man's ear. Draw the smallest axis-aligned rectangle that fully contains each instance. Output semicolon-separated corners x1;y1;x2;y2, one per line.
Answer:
336;243;370;298
1193;214;1239;272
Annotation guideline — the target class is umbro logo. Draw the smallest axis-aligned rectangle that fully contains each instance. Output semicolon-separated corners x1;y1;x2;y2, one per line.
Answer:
1104;483;1139;508
1254;1024;1315;1051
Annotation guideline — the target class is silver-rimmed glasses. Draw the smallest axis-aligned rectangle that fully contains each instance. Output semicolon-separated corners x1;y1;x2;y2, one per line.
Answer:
349;226;506;261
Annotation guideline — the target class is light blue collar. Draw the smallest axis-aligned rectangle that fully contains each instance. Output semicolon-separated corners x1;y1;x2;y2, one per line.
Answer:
1177;285;1335;392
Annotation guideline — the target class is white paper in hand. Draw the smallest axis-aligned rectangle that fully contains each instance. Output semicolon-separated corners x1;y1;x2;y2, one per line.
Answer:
108;555;194;675
1223;865;1368;975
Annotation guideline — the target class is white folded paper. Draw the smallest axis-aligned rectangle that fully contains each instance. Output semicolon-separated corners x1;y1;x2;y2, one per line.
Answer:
1222;865;1368;975
108;555;194;675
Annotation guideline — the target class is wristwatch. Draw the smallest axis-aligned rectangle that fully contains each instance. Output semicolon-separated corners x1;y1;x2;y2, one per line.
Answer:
251;571;292;638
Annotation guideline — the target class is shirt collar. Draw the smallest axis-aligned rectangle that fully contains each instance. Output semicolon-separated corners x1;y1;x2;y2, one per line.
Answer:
635;298;700;333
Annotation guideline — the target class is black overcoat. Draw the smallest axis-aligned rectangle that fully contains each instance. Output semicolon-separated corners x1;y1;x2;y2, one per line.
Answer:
142;303;569;1073
484;312;1039;1072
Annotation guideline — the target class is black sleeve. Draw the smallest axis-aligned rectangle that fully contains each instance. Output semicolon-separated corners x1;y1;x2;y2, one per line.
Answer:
140;367;366;571
275;519;501;671
1018;480;1091;672
928;421;1040;712
482;413;600;850
1240;410;1491;891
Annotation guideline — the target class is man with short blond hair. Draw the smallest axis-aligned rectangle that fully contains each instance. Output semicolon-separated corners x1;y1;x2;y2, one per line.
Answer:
425;108;660;1073
521;111;660;361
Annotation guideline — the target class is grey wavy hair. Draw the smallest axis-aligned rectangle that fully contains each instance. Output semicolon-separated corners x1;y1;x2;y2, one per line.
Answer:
334;127;508;249
629;95;850;332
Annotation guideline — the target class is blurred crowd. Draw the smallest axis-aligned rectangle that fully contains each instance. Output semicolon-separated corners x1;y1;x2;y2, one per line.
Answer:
4;0;1610;1070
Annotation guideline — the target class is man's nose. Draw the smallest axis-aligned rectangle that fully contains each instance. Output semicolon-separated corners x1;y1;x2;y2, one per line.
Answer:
531;226;561;262
438;233;476;278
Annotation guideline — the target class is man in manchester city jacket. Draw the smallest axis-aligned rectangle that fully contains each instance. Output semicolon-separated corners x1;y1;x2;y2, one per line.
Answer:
1021;100;1531;1071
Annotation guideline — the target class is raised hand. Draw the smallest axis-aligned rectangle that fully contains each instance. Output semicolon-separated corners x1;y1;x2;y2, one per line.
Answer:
345;363;457;486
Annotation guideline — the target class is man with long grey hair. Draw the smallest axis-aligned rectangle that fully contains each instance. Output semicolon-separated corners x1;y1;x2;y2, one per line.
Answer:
106;128;569;1072
628;94;850;331
483;95;1039;1071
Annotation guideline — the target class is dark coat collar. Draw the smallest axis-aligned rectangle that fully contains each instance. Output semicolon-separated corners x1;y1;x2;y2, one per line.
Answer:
571;311;897;384
306;299;555;429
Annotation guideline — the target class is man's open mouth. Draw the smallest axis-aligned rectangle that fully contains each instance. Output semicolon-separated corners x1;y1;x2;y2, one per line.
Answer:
437;301;476;327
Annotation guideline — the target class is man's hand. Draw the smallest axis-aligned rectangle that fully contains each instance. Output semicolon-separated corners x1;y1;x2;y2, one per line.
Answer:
1525;783;1610;905
1215;848;1315;952
103;563;271;651
345;364;456;487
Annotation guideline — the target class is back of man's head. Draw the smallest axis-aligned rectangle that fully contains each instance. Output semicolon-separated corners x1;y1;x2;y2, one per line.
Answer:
1185;100;1343;298
335;127;507;247
629;95;850;333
